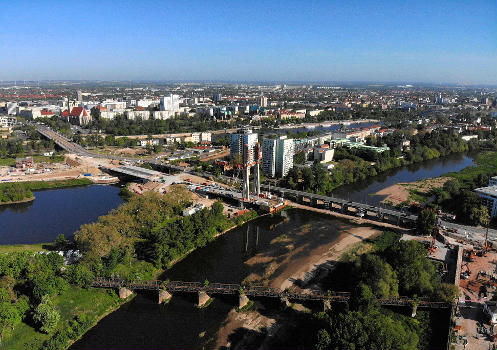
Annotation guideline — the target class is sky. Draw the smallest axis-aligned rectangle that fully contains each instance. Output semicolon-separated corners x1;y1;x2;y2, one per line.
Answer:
0;0;496;84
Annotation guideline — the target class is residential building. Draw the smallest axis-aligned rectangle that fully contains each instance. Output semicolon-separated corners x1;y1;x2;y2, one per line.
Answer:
475;185;497;219
213;94;223;103
258;95;268;108
230;129;258;164
192;132;211;144
0;115;16;128
314;146;335;163
160;94;180;113
262;136;294;178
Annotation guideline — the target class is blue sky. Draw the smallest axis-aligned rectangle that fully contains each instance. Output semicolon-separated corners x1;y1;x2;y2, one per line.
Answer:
0;0;495;84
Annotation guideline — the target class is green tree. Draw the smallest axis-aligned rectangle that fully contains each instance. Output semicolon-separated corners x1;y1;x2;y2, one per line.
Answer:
433;283;460;303
0;302;21;343
355;254;398;298
33;295;60;334
416;208;436;235
54;234;68;250
64;264;95;288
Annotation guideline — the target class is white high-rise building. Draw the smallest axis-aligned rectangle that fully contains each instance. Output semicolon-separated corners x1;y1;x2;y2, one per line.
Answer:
258;95;268;108
230;129;258;164
160;94;180;113
7;102;17;115
262;136;294;178
230;129;260;200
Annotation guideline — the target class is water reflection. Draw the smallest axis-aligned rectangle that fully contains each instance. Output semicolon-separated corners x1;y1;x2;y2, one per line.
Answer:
0;185;123;245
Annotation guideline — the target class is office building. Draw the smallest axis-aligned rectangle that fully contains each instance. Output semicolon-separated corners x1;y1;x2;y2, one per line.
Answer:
7;102;17;115
77;90;83;102
262;136;294;178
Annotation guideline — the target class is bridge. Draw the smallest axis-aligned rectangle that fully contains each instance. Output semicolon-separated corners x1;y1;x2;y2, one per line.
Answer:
261;185;418;227
100;165;171;182
35;125;94;157
91;278;451;311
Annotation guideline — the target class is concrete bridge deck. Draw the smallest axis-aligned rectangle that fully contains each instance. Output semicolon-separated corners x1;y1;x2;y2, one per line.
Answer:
261;185;418;226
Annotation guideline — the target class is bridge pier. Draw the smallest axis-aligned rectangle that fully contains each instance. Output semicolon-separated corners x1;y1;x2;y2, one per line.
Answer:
196;291;211;308
323;299;331;312
411;303;418;317
239;294;250;309
119;287;133;299
280;296;291;309
158;289;172;304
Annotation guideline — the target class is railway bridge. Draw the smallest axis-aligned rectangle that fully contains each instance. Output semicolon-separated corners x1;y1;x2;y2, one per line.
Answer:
92;278;450;312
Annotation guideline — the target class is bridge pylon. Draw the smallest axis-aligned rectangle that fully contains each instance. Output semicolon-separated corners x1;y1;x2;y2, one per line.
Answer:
119;287;133;299
197;291;211;308
158;289;172;304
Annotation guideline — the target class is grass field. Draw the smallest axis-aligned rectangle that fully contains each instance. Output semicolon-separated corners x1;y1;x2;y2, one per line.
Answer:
0;243;49;254
445;151;497;185
2;287;124;350
0;154;65;167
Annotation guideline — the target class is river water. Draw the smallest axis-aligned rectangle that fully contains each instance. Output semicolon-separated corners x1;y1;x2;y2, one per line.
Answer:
0;152;471;348
0;185;123;245
71;209;346;350
332;152;475;205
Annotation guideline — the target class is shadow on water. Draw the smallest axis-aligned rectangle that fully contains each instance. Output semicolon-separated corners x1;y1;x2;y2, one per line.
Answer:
70;153;474;349
71;209;348;350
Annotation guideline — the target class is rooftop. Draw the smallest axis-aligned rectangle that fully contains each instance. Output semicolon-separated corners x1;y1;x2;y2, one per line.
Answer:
475;185;497;197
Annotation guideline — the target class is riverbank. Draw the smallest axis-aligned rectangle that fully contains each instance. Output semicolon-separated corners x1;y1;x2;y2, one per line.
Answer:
0;195;35;206
0;242;48;253
0;178;93;205
375;176;451;206
212;210;384;348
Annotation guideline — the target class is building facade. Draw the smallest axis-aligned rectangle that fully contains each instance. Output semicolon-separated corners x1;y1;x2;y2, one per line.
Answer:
262;136;294;178
160;94;180;113
230;129;258;164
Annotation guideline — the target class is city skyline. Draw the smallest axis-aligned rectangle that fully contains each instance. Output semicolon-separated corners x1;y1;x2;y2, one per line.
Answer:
1;0;496;84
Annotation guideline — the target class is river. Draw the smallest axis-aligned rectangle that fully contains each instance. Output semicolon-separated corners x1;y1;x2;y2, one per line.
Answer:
332;152;475;205
70;209;350;350
0;185;124;245
70;153;470;349
1;152;470;348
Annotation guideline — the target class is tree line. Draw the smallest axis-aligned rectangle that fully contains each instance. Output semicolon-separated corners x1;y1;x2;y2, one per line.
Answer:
285;128;473;195
313;231;459;350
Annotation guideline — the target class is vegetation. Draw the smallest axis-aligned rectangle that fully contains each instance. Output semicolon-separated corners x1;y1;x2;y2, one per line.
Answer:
74;188;243;271
430;151;497;225
0;179;92;204
86;113;231;138
285;129;473;195
314;231;460;350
